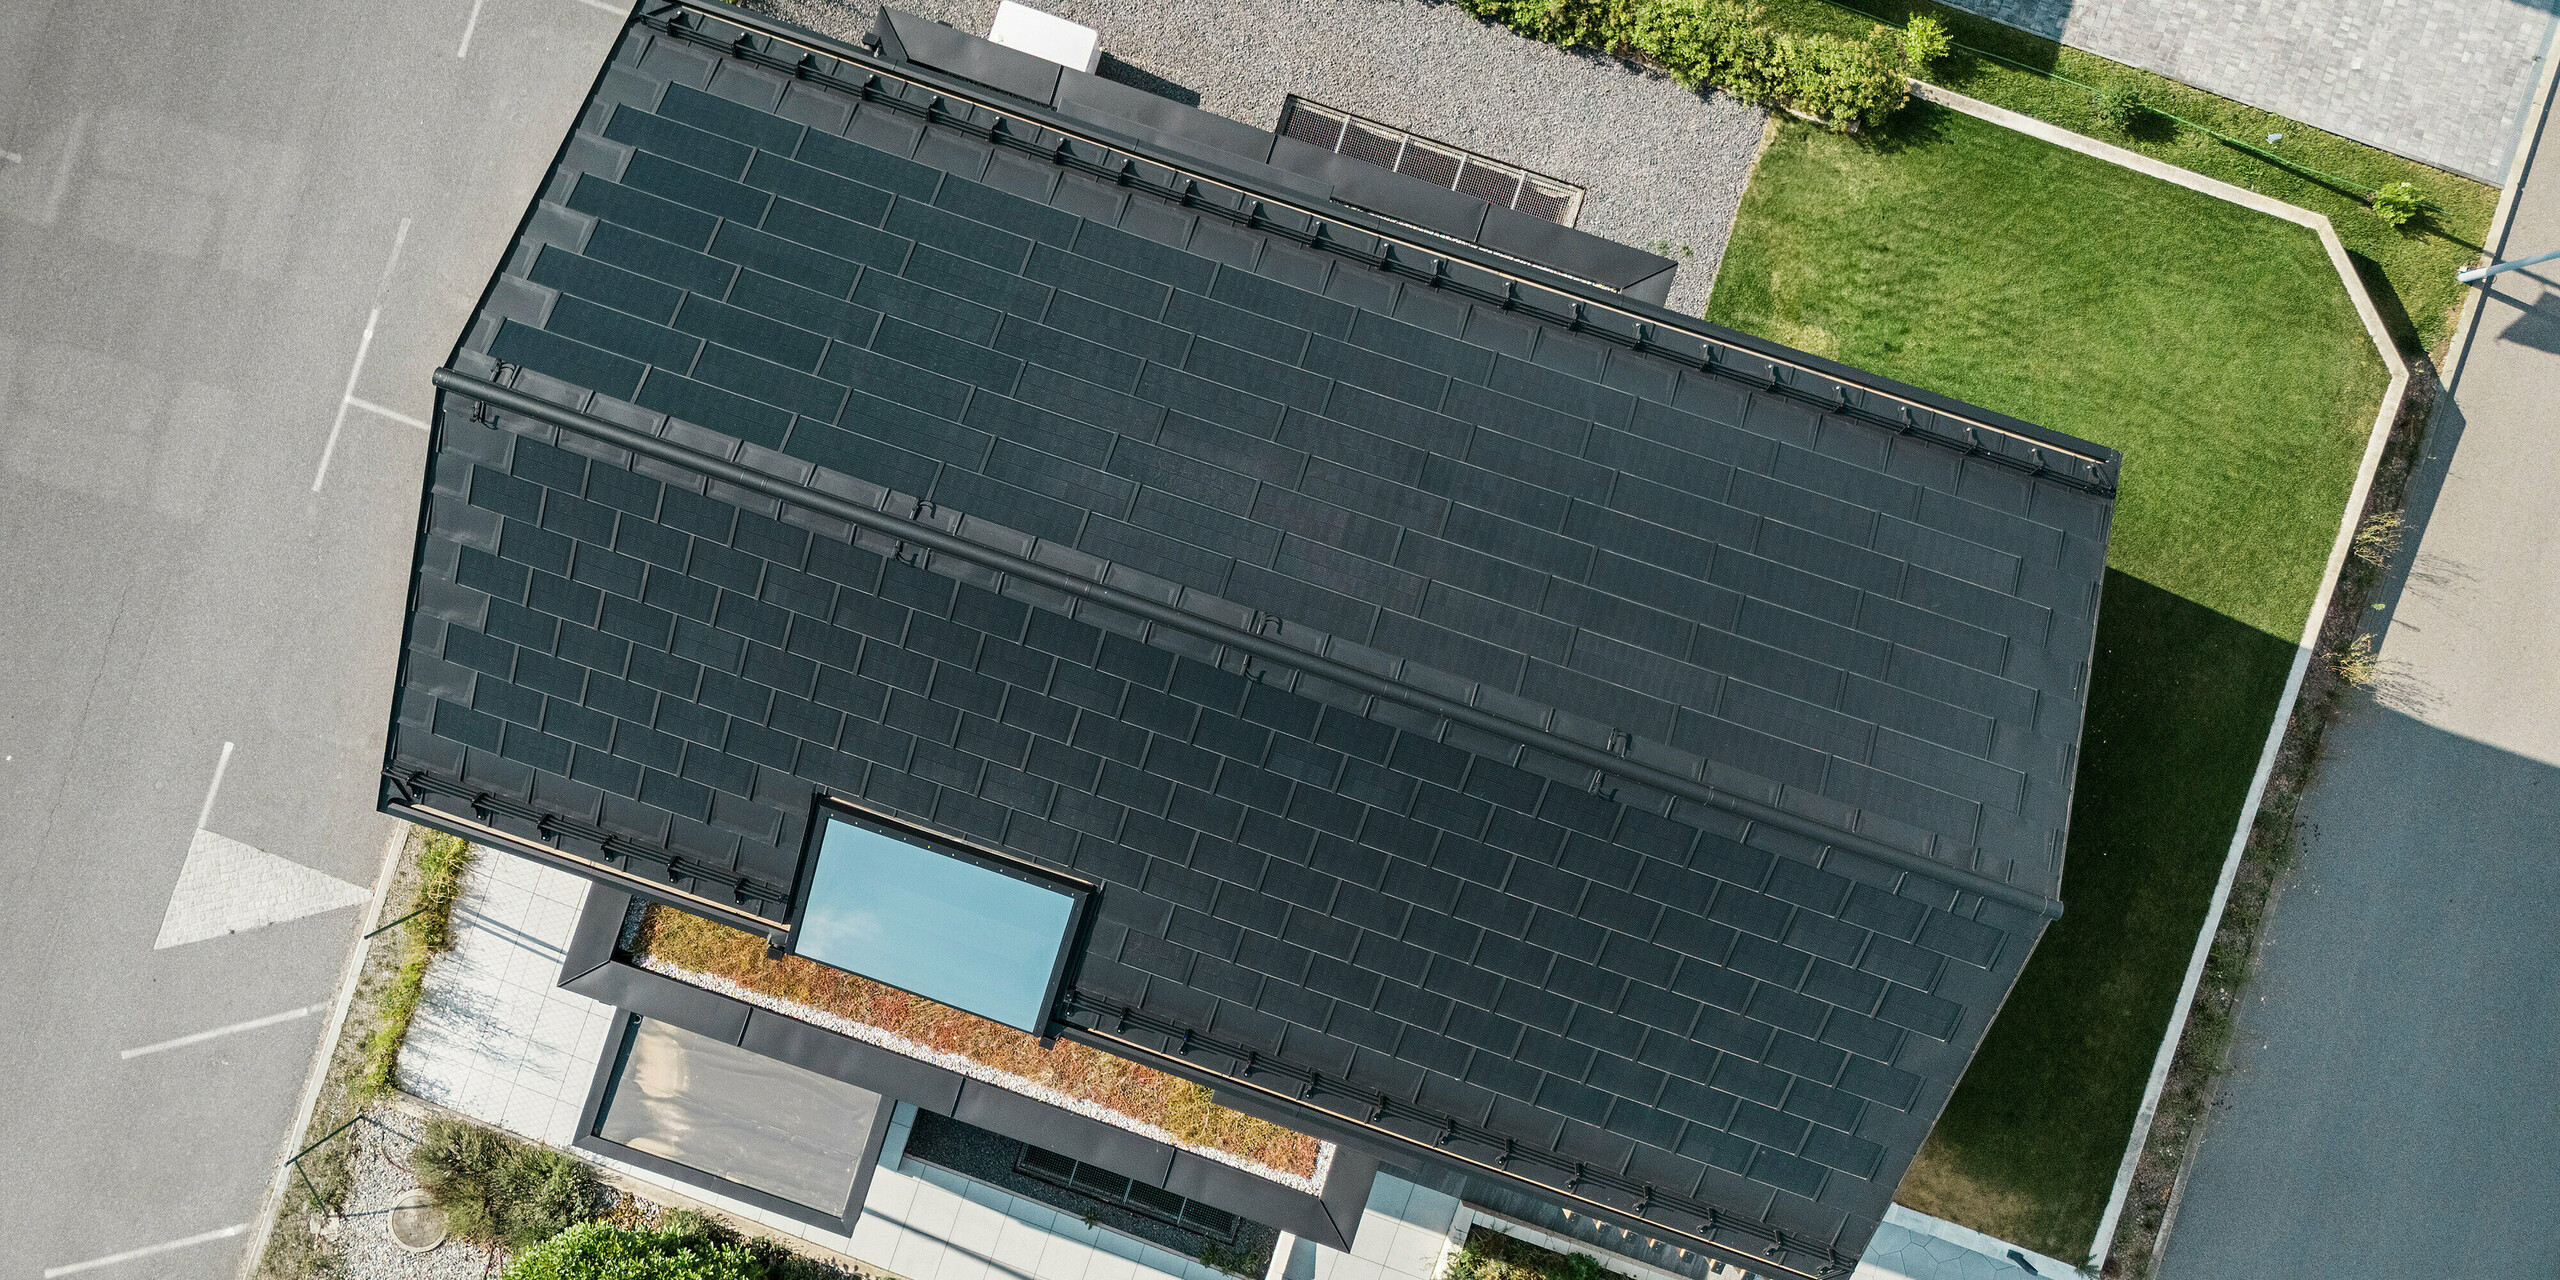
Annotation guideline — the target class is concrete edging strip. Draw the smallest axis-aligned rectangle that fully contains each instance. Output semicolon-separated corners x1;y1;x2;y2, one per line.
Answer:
1904;81;2414;1271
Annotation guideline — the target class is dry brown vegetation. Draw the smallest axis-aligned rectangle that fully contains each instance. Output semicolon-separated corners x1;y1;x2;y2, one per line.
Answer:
634;907;1321;1179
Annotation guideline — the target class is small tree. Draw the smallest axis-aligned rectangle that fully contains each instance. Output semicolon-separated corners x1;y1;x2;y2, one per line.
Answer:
2371;180;2427;228
414;1118;602;1250
1900;14;1952;68
2092;81;2151;131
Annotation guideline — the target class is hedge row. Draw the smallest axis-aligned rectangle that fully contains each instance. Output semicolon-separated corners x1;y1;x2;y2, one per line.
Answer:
1450;0;1937;130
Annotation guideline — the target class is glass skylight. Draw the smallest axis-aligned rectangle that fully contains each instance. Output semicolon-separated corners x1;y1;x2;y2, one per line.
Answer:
795;808;1082;1033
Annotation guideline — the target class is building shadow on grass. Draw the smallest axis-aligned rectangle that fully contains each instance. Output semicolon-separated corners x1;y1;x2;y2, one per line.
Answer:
1902;570;2296;1259
1911;553;2560;1270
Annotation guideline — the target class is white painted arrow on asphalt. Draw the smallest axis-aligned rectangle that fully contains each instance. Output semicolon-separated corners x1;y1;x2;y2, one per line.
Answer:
153;743;369;950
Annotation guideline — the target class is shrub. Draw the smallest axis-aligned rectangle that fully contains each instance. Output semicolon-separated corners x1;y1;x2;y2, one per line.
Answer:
1900;14;1951;68
1441;1229;1613;1280
414;1118;601;1250
1452;0;1914;131
2371;180;2427;228
501;1223;766;1280
2092;81;2151;131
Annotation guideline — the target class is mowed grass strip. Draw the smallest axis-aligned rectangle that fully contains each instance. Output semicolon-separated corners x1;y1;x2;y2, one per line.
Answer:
1709;107;2383;1256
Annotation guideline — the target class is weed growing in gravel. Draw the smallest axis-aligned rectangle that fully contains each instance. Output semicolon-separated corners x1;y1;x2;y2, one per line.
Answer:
352;832;474;1102
2352;511;2407;566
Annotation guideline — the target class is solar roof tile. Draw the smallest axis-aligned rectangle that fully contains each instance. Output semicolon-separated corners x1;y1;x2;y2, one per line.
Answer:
582;220;737;295
412;17;2118;1267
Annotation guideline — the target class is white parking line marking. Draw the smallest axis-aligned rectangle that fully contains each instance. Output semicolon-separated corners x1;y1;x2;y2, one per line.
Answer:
42;1224;250;1278
376;217;411;298
0;149;21;164
457;0;488;56
308;307;380;493
121;1003;330;1060
311;220;418;491
345;396;430;430
195;741;234;833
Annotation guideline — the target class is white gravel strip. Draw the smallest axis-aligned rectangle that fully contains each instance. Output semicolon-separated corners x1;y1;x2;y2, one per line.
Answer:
635;956;1332;1193
741;0;1766;314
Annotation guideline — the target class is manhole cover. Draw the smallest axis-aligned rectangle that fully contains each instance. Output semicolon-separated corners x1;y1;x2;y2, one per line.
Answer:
388;1197;448;1253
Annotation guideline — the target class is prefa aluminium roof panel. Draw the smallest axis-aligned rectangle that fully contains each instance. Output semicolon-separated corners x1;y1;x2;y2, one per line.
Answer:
390;9;2116;1274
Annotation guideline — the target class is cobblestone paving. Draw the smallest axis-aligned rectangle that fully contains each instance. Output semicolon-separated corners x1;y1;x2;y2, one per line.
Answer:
1937;0;2556;181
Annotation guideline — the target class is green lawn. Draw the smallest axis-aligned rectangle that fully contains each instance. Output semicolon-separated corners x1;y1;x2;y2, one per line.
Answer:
1752;0;2495;358
1709;106;2386;1256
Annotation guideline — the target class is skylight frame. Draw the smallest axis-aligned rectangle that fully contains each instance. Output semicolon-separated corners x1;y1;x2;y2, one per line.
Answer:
782;797;1094;1037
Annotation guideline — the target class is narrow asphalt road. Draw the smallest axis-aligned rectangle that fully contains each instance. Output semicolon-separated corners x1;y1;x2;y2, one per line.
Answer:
0;0;623;1273
2156;70;2560;1280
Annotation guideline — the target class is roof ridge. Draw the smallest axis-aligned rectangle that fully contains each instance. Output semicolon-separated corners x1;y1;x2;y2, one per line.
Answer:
434;367;2063;920
632;0;2122;499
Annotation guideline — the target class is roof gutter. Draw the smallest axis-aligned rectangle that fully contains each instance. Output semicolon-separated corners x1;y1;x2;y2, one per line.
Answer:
433;370;2065;920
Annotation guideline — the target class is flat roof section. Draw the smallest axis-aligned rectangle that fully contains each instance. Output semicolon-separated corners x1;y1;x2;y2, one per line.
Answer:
582;1012;894;1231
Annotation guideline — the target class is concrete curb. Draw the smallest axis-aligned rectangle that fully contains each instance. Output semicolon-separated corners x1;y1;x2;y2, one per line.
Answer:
1902;81;2414;1274
232;823;412;1280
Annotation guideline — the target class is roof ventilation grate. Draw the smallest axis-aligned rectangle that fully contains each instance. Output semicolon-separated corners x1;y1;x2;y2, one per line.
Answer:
1278;96;1585;226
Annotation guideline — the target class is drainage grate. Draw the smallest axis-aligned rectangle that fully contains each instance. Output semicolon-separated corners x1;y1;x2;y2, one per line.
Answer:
1278;97;1585;227
1014;1143;1245;1241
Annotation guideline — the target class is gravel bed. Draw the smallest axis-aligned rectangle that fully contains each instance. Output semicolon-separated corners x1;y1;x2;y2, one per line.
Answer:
901;1110;1277;1274
741;0;1766;314
318;1102;680;1280
322;1106;502;1280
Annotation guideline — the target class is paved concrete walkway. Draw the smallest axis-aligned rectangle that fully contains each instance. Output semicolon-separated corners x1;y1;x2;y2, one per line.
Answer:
1936;0;2555;181
2155;72;2560;1280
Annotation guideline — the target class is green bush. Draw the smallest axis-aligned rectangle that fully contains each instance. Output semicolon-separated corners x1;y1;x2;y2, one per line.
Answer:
1451;0;1918;131
2370;180;2427;228
501;1223;766;1280
1440;1230;1612;1280
1899;13;1951;67
414;1118;601;1250
2092;81;2151;130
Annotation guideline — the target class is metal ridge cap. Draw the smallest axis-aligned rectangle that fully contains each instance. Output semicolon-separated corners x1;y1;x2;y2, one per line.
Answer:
431;369;2065;920
631;0;2115;493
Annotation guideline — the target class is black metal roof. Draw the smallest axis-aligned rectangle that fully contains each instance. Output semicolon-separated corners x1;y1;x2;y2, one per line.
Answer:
386;6;2116;1274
